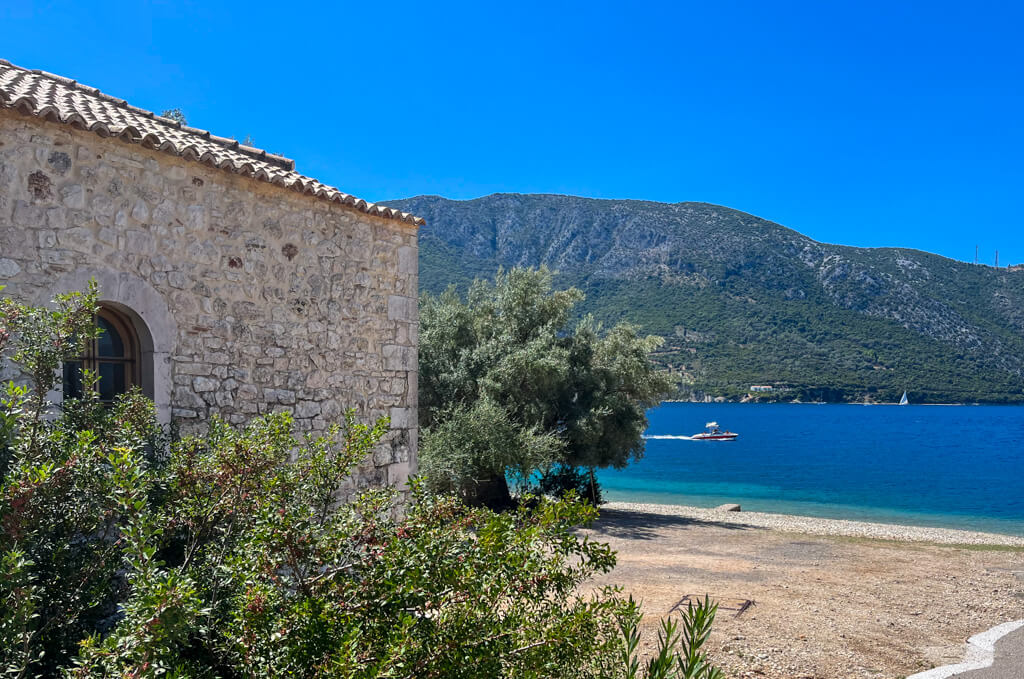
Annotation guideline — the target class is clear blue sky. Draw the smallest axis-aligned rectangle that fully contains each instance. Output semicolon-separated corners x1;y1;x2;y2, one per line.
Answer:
4;1;1022;265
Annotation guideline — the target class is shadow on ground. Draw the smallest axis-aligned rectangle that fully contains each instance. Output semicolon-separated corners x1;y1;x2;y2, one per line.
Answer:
590;508;754;541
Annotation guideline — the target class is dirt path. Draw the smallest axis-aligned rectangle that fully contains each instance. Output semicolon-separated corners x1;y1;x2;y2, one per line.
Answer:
584;507;1024;679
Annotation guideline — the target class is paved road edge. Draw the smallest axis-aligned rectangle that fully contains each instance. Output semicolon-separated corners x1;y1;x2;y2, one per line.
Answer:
906;619;1024;679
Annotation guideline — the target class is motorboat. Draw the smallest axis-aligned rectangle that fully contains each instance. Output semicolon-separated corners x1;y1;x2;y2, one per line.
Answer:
691;422;738;440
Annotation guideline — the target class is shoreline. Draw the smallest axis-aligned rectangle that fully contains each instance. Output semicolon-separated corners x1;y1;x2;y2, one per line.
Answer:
589;502;1024;678
601;500;1024;547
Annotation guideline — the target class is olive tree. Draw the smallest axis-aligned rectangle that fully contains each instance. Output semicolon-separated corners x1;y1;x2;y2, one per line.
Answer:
419;268;674;506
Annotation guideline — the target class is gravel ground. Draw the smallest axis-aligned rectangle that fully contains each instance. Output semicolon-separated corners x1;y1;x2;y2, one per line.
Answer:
583;503;1024;679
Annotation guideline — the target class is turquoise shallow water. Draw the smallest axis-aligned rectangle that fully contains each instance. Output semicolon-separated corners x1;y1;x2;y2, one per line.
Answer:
596;403;1024;536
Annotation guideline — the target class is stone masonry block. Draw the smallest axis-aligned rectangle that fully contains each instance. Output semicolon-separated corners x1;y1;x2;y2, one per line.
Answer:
387;461;412;490
193;376;218;392
397;246;416;274
389;407;413;429
383;344;416;372
387;294;417;322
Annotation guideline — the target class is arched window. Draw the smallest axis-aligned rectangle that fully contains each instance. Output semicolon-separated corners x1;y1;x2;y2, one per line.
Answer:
63;306;141;403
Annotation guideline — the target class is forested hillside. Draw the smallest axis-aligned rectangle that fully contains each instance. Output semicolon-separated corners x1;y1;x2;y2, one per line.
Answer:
384;194;1024;403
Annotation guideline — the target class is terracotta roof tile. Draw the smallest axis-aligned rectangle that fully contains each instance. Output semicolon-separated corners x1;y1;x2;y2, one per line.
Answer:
0;59;423;226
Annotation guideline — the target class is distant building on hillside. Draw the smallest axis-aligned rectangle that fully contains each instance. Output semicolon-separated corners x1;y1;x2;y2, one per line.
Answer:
749;385;773;392
0;59;422;494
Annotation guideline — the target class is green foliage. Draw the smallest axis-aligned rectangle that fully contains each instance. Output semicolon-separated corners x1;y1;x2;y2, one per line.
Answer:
419;397;562;502
0;281;99;408
573;276;1024;404
0;287;723;678
419;267;675;504
0;285;164;675
620;596;723;679
159;108;187;125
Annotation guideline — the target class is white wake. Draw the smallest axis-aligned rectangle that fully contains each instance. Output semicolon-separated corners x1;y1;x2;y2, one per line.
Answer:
643;434;696;441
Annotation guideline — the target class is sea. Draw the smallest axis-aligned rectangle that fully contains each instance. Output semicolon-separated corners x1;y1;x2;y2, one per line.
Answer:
596;402;1024;537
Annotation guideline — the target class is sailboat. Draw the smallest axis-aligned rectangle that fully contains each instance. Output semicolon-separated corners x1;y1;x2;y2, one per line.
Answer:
898;391;909;405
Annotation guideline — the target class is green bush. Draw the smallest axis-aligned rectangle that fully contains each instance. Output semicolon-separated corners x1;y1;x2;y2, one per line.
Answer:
0;285;723;678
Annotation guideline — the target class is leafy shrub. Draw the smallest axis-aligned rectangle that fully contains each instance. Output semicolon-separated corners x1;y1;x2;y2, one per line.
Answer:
0;285;723;678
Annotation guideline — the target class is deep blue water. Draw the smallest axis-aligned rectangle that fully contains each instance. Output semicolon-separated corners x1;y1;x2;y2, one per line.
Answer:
596;403;1024;536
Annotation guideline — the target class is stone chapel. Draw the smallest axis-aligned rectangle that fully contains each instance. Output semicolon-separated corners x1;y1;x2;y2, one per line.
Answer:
0;59;421;490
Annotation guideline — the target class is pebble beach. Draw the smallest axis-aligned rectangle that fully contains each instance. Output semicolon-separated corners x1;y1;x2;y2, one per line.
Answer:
602;501;1024;547
586;502;1024;678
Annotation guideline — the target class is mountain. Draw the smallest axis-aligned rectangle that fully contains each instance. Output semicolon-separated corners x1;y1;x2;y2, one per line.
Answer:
383;194;1024;403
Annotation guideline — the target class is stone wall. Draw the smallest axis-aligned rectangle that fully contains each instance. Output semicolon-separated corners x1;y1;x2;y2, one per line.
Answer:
0;108;418;492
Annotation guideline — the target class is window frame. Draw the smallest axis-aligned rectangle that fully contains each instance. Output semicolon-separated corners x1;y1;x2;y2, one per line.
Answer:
63;306;142;403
